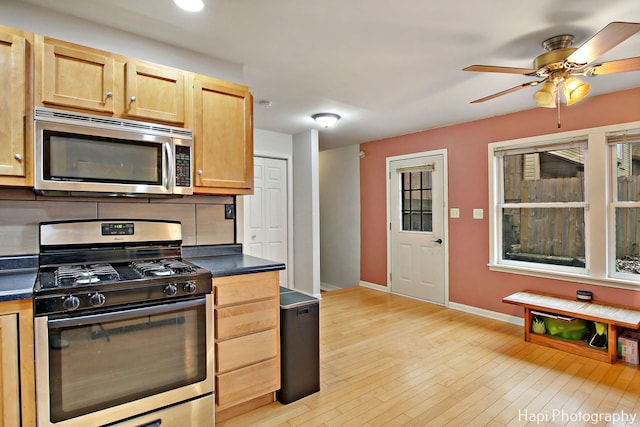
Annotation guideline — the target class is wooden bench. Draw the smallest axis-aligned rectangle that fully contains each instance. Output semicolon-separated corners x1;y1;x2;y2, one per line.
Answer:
503;291;640;363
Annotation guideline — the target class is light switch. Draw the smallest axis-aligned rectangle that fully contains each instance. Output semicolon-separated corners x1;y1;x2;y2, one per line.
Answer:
473;208;483;219
450;208;460;218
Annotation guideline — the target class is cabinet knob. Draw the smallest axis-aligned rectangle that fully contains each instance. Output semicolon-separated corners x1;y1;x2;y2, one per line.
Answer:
14;154;22;161
197;169;203;175
105;91;113;99
130;96;137;102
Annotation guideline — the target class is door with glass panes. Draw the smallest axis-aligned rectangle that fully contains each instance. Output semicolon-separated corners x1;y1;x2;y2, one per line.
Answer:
389;152;446;304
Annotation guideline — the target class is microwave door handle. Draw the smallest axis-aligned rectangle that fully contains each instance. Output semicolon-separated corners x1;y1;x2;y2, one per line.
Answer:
164;141;173;191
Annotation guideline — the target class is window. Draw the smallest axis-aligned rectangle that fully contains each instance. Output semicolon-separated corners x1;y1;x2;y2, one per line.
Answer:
496;141;587;271
488;121;640;289
609;130;640;280
400;167;433;232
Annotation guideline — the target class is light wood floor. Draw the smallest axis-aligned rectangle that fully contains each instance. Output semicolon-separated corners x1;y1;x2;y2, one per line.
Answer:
219;287;640;427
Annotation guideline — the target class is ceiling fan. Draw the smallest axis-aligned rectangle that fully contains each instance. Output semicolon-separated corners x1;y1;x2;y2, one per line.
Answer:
463;21;640;110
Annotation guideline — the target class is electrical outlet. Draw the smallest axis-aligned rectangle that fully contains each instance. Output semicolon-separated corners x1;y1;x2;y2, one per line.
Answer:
450;208;460;218
473;208;484;219
224;204;236;220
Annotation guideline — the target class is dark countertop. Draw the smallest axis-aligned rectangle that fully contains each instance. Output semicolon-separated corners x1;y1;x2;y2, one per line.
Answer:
0;255;38;302
183;244;286;277
0;245;285;302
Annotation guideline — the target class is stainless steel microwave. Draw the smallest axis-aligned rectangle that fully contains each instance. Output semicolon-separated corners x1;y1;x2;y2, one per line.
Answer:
34;107;193;197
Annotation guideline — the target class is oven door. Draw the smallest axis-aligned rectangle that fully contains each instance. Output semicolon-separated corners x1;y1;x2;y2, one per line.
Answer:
35;295;213;427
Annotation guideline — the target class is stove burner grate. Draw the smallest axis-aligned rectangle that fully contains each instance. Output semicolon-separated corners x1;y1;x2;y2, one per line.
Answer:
55;264;120;287
130;259;196;277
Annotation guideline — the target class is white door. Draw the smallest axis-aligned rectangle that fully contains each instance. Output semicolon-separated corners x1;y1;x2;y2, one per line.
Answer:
389;152;446;304
244;157;289;287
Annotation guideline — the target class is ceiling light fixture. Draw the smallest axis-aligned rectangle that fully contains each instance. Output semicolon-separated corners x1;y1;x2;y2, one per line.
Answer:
562;76;590;106
533;70;591;128
533;71;590;109
174;0;204;12
312;113;340;128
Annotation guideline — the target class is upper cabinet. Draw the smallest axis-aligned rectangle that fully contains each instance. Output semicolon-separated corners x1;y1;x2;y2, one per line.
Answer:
124;61;188;124
36;36;116;114
0;26;32;186
35;36;190;125
192;75;254;195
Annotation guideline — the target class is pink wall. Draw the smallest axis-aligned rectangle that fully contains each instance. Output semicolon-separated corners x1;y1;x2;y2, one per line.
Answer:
360;87;640;316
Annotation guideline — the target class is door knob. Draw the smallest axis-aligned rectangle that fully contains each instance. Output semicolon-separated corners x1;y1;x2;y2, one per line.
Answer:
433;238;443;244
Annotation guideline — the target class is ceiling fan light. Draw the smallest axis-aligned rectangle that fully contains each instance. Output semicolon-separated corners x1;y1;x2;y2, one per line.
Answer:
563;77;590;105
534;81;557;108
312;113;341;128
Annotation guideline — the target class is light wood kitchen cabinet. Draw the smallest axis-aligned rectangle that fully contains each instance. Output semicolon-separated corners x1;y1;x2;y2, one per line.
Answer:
35;36;189;125
35;35;116;114
124;61;188;124
0;26;32;186
0;299;36;427
213;271;279;415
192;74;254;195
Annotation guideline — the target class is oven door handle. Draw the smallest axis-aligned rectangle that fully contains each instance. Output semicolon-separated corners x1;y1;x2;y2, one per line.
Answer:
47;297;206;329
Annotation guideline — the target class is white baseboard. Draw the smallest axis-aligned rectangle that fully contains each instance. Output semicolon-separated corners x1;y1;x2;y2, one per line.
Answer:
358;282;523;326
359;281;389;292
448;302;524;326
320;282;343;292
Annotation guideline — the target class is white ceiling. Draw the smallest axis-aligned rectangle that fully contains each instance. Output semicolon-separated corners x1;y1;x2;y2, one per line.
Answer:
16;0;640;150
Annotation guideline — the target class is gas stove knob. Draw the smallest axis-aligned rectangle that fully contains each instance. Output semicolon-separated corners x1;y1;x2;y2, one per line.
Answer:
62;295;81;311
164;284;178;296
183;281;197;294
89;292;106;307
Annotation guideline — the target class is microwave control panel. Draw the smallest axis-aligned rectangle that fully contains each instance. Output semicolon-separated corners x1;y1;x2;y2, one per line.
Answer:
175;145;192;187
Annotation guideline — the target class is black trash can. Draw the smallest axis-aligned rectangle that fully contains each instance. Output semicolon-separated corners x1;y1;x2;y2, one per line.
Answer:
277;289;320;404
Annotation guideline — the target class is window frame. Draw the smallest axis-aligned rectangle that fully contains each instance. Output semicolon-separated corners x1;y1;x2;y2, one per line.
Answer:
488;120;640;290
607;129;640;282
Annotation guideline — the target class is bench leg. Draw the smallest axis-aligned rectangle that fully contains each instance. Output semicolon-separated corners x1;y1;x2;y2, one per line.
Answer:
523;307;532;342
608;323;617;364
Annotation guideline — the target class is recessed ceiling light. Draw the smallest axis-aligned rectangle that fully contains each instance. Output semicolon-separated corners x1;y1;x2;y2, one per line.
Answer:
174;0;204;12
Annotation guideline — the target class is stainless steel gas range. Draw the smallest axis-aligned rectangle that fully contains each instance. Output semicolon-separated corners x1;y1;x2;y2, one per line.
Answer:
33;219;214;427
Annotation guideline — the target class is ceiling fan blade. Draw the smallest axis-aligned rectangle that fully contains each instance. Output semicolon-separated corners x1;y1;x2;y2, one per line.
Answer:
587;57;640;75
470;81;541;103
564;22;640;68
463;65;537;75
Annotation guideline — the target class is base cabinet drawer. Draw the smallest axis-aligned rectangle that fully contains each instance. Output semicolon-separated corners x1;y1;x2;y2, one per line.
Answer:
216;358;280;408
216;328;278;373
214;271;279;306
215;298;278;340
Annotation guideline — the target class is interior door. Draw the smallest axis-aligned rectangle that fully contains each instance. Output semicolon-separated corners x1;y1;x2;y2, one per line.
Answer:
389;153;446;304
244;157;289;287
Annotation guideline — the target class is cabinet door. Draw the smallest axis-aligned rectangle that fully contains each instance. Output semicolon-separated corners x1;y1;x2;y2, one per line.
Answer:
125;62;186;124
193;75;253;194
0;29;27;180
0;314;20;427
39;37;115;113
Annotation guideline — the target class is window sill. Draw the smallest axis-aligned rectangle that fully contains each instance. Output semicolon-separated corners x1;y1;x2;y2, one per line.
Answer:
488;263;640;292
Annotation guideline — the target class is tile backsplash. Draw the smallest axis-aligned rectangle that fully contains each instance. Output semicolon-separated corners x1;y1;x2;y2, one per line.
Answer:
0;189;235;255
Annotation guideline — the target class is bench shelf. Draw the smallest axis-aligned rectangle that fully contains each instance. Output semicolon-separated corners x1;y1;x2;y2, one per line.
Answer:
503;291;640;364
